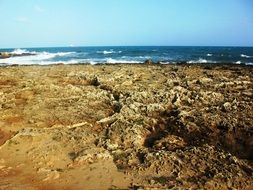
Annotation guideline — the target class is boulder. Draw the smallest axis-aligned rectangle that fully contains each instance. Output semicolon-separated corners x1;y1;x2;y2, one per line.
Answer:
144;59;154;65
0;52;11;59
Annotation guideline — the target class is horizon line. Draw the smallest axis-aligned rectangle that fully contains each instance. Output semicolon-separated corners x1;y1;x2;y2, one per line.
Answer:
1;45;253;49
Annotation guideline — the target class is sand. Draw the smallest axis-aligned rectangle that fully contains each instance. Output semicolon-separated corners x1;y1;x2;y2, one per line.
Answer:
0;63;252;189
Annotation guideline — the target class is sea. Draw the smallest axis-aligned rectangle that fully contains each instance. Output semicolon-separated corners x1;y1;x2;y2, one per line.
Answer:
0;46;253;65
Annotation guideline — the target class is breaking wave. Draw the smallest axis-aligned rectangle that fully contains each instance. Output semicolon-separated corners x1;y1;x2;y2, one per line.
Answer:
105;58;141;64
11;48;36;55
188;58;215;64
241;54;252;58
96;50;122;54
0;47;253;66
0;49;75;65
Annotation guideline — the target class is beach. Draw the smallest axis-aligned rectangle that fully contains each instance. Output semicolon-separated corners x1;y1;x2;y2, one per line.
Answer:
0;63;253;189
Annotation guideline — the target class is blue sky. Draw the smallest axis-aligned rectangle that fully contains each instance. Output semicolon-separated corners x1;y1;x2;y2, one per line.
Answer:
0;0;253;48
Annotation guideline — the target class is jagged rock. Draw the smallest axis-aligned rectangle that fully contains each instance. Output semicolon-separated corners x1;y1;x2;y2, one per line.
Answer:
0;52;11;59
144;59;154;65
0;52;36;59
153;135;187;151
97;115;117;126
222;102;232;112
0;64;252;189
89;76;100;86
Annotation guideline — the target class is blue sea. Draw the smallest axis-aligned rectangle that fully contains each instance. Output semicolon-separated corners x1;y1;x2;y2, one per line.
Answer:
0;46;253;65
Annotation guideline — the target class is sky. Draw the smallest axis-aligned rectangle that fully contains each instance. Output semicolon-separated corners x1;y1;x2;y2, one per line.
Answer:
0;0;253;48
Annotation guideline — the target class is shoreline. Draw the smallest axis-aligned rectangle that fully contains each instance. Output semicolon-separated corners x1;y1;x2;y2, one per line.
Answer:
0;61;253;68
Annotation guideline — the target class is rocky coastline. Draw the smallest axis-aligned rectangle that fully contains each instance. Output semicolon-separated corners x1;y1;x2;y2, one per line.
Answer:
0;63;252;189
0;52;36;59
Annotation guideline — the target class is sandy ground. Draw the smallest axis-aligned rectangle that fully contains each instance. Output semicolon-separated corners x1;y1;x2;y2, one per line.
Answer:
0;63;252;189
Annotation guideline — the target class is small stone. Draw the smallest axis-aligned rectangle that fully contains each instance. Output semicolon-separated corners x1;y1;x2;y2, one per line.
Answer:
222;102;232;112
153;135;186;151
150;179;156;185
89;77;100;86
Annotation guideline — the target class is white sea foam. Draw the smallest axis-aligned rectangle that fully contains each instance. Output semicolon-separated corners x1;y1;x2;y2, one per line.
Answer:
12;48;36;55
54;52;75;56
207;54;213;57
37;59;97;65
97;50;122;54
0;55;142;65
106;58;141;64
188;58;213;64
234;61;252;65
103;51;113;54
137;56;152;59
160;61;171;64
240;54;251;58
11;49;74;57
0;51;75;65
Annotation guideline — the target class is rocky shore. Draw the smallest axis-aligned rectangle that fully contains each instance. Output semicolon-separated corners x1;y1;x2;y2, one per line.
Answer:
0;52;35;59
0;63;252;189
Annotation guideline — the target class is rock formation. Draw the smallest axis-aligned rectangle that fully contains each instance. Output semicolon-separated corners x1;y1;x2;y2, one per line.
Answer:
0;64;252;189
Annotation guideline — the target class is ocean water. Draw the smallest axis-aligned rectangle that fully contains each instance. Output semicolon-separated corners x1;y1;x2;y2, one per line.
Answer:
0;46;253;65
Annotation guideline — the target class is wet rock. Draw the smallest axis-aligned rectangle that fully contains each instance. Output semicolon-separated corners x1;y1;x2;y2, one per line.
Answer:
0;52;36;59
0;52;11;59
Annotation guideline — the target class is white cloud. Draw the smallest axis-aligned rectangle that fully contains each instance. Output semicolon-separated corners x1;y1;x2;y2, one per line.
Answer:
14;17;30;23
34;5;45;12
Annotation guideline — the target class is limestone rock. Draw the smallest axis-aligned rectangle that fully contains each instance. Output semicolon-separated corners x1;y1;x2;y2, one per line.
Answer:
153;135;187;151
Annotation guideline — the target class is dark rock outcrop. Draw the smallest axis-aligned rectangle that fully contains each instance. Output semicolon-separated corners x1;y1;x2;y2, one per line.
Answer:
0;52;36;59
144;59;154;65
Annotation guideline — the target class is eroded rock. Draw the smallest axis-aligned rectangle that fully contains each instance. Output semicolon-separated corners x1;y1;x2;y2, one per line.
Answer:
0;64;252;189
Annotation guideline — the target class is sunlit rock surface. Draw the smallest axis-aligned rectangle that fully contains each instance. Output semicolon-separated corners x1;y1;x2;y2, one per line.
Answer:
0;64;252;189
